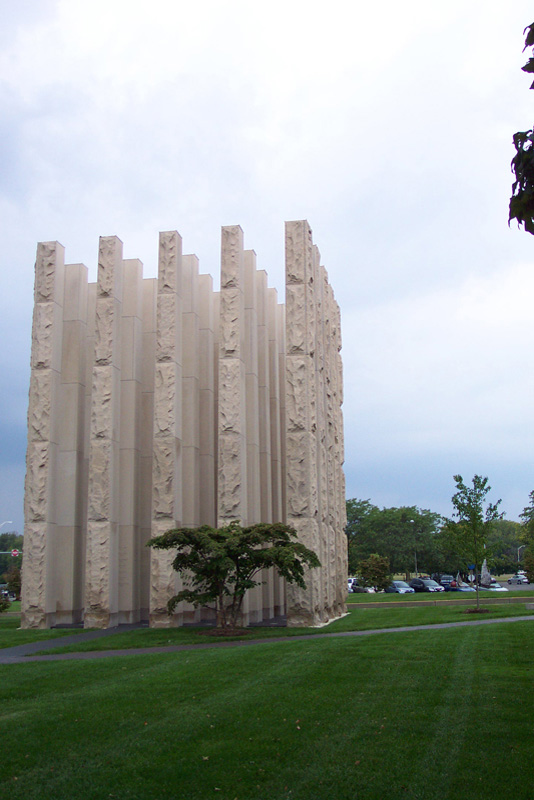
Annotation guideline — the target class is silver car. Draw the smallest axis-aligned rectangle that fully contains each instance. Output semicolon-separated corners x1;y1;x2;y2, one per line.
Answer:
508;574;529;585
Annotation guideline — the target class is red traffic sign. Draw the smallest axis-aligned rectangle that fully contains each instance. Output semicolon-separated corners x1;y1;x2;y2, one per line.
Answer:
11;549;19;557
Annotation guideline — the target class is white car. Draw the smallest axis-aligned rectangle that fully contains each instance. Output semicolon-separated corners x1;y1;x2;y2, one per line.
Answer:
508;574;529;585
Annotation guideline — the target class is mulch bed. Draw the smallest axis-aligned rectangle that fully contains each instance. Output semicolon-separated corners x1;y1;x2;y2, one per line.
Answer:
464;607;491;614
197;627;252;637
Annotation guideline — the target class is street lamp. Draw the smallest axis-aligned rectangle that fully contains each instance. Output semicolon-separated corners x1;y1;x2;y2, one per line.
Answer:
518;544;526;562
0;521;13;530
410;519;417;576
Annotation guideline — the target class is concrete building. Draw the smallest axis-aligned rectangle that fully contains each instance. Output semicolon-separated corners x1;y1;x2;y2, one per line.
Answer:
21;221;347;629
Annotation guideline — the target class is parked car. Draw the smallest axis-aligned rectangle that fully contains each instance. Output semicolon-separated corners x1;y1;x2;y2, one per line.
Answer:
508;574;529;585
482;581;508;592
409;578;445;593
431;573;455;588
385;580;415;594
348;577;368;593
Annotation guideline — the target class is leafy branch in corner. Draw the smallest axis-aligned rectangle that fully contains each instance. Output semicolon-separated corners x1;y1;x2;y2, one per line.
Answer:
509;23;534;234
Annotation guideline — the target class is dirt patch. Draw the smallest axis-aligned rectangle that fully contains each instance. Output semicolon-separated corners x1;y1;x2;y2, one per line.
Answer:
197;627;252;637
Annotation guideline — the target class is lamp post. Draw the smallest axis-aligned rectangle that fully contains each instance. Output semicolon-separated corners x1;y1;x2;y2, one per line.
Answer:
518;544;526;562
0;521;13;531
410;519;417;576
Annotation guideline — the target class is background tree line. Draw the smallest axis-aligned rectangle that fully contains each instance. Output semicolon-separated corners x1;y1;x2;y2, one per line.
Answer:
346;499;525;578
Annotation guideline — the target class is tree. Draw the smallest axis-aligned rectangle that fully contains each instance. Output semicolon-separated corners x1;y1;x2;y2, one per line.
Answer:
147;521;320;629
0;531;23;578
345;499;442;576
448;475;503;609
519;490;534;582
4;565;21;600
509;23;534;233
355;553;391;592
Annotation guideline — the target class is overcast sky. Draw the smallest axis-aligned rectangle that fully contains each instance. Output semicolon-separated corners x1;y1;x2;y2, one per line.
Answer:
1;0;533;535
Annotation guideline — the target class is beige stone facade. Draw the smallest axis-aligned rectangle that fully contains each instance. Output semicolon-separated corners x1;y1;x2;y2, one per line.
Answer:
21;222;347;629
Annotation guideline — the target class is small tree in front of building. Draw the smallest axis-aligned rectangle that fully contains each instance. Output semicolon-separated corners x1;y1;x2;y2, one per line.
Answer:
355;553;391;592
148;521;320;630
448;475;503;610
519;489;534;583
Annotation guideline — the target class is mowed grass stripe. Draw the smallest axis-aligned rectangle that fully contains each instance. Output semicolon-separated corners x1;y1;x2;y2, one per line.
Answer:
1;622;533;800
26;602;534;654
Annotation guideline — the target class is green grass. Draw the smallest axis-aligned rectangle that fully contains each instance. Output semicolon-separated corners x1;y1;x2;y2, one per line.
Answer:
346;588;534;603
0;621;533;799
26;602;534;653
0;616;79;649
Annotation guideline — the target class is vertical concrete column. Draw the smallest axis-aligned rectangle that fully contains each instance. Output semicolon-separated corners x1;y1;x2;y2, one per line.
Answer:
84;236;123;628
285;220;322;626
273;296;287;616
243;250;262;622
139;277;157;619
56;262;88;625
198;274;216;527
244;251;261;524
257;271;274;620
257;271;273;523
268;289;283;523
217;226;248;527
314;255;330;617
332;295;348;611
150;231;183;627
118;258;144;623
21;242;65;628
182;255;200;529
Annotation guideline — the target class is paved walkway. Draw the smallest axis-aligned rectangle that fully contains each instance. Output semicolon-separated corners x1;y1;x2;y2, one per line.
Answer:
1;615;533;664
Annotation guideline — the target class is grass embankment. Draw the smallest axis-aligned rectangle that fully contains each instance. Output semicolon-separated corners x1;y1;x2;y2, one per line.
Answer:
0;616;79;650
17;601;534;654
1;621;533;799
346;588;534;603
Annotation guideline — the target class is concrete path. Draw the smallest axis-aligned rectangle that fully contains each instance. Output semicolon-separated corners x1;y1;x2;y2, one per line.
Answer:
1;615;533;664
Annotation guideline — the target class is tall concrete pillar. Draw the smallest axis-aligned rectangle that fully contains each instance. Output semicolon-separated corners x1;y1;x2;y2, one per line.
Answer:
84;236;123;628
150;231;183;627
118;258;144;623
198;274;216;527
21;242;65;628
182;255;200;529
285;220;322;626
217;226;248;527
139;277;157;619
56;261;88;625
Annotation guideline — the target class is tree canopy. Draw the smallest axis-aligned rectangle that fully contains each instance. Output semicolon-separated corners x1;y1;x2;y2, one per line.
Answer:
509;23;534;233
345;499;442;577
0;532;23;580
147;521;320;629
446;475;503;608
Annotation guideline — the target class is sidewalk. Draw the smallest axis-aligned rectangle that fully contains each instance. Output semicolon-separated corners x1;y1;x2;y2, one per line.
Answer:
1;615;534;664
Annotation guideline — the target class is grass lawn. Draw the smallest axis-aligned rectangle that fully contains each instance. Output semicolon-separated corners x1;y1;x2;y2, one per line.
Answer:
0;616;80;649
0;621;533;799
18;602;534;654
346;588;534;603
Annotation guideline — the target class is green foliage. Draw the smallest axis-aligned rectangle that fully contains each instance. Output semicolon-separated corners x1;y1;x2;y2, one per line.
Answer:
448;475;503;608
147;521;320;628
519;489;534;543
523;549;534;583
0;595;9;614
4;565;21;599
355;553;391;591
509;24;534;234
345;499;442;576
0;531;23;579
